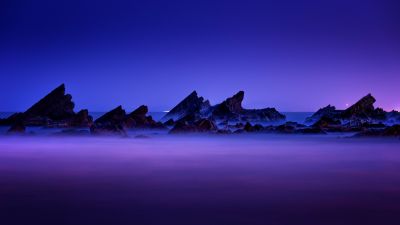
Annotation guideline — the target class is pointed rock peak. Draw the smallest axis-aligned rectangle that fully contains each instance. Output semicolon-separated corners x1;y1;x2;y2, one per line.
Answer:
24;83;75;120
161;90;210;122
113;105;123;111
232;91;244;100
188;90;198;97
342;93;377;118
130;105;148;116
223;91;244;112
95;105;126;123
346;93;376;110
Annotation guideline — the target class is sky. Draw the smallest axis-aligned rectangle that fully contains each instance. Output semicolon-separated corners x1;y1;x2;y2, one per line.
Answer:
1;0;399;112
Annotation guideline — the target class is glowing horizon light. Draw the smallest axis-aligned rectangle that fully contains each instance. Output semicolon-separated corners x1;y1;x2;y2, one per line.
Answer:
345;103;349;107
163;110;170;113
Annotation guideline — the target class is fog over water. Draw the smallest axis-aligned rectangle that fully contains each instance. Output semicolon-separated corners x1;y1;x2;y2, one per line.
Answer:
0;134;399;225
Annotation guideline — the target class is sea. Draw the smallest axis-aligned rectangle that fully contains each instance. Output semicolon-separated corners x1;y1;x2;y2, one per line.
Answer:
0;111;399;225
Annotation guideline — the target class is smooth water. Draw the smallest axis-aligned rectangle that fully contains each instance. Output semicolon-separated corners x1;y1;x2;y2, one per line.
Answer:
0;135;399;225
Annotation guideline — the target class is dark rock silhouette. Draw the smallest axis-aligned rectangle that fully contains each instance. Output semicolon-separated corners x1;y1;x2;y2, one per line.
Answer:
24;84;75;121
161;91;211;122
162;90;285;125
91;105;165;135
125;105;163;128
212;91;244;118
341;94;386;120
306;94;389;127
90;106;127;136
305;105;340;124
71;110;93;127
0;84;93;128
211;91;285;122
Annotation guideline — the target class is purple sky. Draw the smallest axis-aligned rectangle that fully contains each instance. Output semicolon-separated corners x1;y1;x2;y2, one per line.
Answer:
1;0;399;112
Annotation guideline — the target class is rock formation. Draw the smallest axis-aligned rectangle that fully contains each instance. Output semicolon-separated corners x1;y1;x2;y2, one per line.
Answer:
90;106;127;135
305;94;389;127
0;84;93;128
163;90;285;126
210;91;285;122
161;91;210;122
91;105;165;135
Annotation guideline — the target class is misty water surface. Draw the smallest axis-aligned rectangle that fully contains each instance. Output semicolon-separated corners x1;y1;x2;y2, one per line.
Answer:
0;134;399;225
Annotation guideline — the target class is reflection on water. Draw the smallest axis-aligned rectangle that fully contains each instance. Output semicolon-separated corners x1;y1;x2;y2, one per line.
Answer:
0;135;399;225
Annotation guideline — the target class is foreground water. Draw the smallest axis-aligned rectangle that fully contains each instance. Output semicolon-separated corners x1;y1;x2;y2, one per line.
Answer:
0;135;399;225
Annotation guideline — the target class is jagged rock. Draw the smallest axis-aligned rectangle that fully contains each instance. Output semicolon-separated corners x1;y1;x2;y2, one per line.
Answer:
306;94;391;127
90;106;127;136
71;110;93;127
211;91;285;122
24;84;75;121
212;91;244;118
162;90;285;126
7;122;26;134
161;91;210;122
0;84;93;128
342;94;376;119
125;105;162;128
95;106;126;125
305;105;340;124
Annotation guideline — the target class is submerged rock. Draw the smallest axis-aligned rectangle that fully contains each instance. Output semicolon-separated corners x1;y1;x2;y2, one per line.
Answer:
355;125;400;137
170;118;217;134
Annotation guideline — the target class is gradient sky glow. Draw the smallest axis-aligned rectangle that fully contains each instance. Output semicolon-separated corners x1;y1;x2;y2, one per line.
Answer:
1;0;399;112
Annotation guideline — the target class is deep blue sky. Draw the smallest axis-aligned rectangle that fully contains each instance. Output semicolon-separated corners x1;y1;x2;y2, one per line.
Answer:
1;0;399;112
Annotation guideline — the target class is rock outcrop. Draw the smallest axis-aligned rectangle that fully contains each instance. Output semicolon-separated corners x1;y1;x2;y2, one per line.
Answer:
161;91;211;122
305;94;389;127
125;105;164;128
162;90;285;125
90;106;127;135
91;105;165;135
305;105;340;124
0;84;93;128
211;91;285;122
